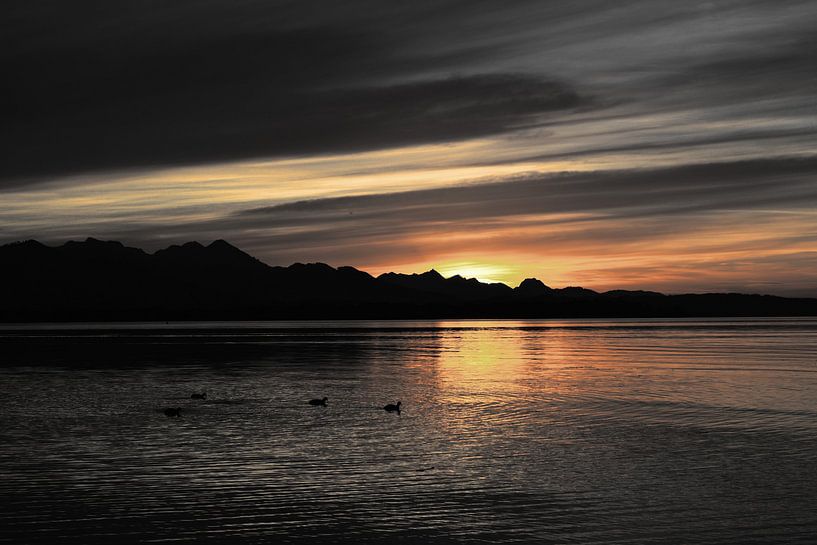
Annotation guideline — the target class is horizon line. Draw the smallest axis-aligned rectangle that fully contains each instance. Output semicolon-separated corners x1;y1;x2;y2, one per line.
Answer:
3;236;812;300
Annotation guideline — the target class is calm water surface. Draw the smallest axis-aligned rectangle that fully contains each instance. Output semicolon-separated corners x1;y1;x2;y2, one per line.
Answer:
1;318;816;544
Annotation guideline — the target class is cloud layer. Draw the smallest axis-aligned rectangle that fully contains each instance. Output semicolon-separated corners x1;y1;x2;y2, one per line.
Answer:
4;1;815;185
2;1;817;295
2;2;588;185
5;157;817;294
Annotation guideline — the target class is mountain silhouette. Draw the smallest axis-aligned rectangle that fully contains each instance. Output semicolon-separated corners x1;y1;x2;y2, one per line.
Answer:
378;269;512;300
1;238;816;321
515;278;552;296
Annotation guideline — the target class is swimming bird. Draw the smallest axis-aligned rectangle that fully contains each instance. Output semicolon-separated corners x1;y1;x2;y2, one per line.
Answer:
191;392;207;400
384;401;401;414
308;397;328;406
163;407;182;417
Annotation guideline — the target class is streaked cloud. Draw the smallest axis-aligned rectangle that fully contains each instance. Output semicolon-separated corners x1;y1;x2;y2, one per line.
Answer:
2;1;817;295
4;158;817;295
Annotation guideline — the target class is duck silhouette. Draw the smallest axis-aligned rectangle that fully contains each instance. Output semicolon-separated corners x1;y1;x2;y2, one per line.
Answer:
384;401;401;414
308;397;328;406
191;392;206;400
164;407;182;417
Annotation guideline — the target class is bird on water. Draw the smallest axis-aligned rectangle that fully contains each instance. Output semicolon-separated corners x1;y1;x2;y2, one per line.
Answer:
308;397;328;406
164;407;182;417
384;401;402;414
191;392;206;400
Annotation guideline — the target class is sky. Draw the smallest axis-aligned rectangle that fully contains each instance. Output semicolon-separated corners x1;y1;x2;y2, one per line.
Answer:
2;1;817;295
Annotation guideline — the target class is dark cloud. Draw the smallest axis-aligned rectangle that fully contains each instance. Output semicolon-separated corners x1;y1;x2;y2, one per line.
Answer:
626;32;817;126
1;1;586;186
238;156;817;222
466;126;817;170
4;1;817;187
666;35;817;94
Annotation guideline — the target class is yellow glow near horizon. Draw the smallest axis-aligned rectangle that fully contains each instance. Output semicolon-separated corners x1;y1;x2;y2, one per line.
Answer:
433;261;517;285
3;117;817;297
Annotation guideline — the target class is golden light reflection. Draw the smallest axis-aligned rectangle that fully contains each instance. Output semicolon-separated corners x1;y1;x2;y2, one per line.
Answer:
428;320;659;398
432;325;531;403
423;321;635;431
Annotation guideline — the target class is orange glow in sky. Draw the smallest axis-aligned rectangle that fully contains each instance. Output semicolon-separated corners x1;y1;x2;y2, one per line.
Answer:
4;2;817;297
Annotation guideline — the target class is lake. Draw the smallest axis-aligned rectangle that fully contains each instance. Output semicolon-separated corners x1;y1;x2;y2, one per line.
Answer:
1;318;816;544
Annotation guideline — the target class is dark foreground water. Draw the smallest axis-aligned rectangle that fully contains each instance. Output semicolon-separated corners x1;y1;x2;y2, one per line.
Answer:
0;318;815;544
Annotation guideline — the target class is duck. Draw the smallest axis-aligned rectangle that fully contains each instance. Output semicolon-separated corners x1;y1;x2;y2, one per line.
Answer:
190;392;207;400
383;401;402;414
308;397;328;406
164;407;182;417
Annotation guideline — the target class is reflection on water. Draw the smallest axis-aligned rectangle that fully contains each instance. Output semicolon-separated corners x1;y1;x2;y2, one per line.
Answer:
1;318;816;544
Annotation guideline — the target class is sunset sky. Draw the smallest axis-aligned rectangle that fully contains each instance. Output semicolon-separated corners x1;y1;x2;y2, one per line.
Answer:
3;1;817;295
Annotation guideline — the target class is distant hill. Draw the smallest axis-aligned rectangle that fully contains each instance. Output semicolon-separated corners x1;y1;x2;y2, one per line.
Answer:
1;238;816;321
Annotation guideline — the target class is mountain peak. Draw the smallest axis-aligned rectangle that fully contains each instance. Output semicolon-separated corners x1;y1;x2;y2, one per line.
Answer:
150;240;267;273
206;239;253;259
516;278;551;293
65;237;124;247
557;286;598;297
3;239;45;249
207;239;236;250
156;241;198;253
422;269;445;280
338;265;373;278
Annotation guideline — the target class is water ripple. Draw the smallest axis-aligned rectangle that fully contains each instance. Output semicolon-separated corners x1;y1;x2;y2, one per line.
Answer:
1;318;816;543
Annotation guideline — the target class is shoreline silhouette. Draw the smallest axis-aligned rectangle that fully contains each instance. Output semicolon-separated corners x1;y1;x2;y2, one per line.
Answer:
2;237;817;321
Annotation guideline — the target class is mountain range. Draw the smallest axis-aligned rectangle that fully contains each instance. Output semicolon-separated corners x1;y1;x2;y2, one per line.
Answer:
2;238;816;321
